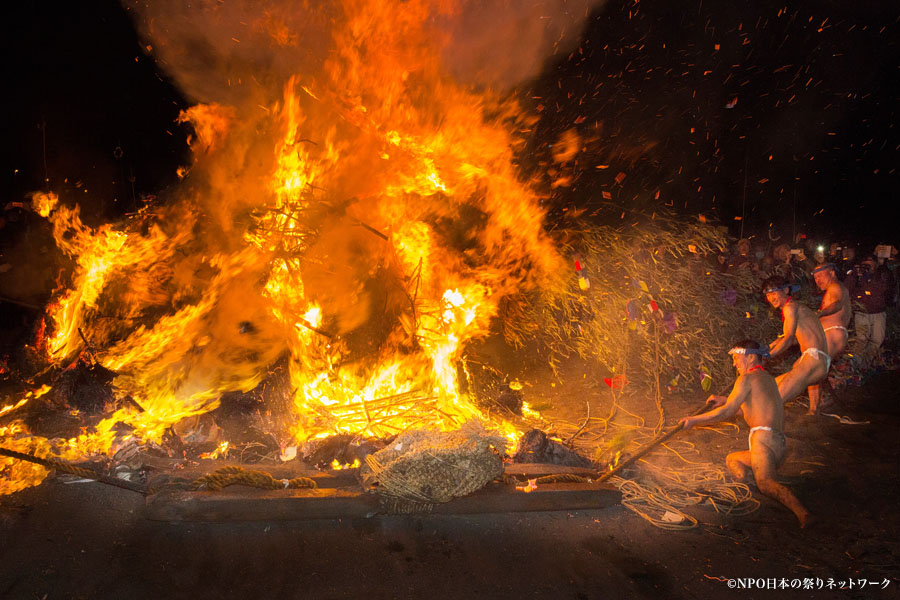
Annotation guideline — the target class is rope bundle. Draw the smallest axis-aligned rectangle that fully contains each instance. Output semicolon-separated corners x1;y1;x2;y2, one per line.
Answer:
193;466;317;492
361;424;504;504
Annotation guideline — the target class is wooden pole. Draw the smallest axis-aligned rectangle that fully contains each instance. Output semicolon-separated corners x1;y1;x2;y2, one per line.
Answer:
0;447;150;495
596;403;708;483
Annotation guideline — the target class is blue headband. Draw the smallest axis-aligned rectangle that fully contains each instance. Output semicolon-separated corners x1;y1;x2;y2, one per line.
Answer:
763;283;800;294
812;263;836;274
728;347;770;357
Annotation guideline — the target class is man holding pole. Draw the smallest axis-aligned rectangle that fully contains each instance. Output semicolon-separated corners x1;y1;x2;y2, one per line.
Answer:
680;340;814;527
809;262;852;413
761;275;830;407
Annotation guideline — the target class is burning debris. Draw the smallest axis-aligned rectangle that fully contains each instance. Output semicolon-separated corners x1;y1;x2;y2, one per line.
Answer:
1;0;600;500
512;430;593;468
0;1;776;528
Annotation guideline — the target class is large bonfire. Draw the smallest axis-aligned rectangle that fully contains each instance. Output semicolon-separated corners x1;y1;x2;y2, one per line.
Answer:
1;0;597;494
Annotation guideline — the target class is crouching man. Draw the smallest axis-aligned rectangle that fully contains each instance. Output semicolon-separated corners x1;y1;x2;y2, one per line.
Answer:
681;340;814;527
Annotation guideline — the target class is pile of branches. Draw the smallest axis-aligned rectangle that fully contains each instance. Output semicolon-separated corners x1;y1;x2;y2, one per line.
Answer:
501;212;781;395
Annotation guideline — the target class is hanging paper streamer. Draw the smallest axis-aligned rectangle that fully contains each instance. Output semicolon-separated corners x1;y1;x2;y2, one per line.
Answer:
575;258;590;290
604;375;629;389
626;299;641;321
662;312;678;334
578;276;590;290
698;366;712;392
720;289;737;306
666;374;680;393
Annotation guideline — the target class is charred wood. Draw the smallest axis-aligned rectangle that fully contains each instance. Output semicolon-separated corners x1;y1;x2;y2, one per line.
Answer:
512;430;593;468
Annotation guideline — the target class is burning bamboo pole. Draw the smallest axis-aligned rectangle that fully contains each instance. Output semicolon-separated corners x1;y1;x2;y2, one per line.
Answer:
0;447;151;495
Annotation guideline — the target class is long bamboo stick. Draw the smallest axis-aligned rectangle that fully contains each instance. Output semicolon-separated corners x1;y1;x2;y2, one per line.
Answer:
596;403;709;483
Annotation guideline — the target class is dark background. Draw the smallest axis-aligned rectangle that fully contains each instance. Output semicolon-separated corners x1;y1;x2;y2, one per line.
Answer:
1;1;189;225
2;0;898;241
527;0;899;245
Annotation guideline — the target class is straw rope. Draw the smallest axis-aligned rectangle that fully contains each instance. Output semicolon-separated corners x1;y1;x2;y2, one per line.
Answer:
192;465;317;491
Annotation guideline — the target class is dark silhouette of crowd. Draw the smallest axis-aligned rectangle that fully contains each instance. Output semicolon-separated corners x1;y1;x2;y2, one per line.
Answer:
720;233;898;367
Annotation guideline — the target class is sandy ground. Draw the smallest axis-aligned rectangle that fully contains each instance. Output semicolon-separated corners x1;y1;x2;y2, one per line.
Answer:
1;367;898;599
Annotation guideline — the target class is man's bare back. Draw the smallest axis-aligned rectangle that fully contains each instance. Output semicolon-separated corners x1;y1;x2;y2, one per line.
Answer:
814;266;851;356
763;277;829;405
780;300;829;356
681;343;812;527
738;370;784;432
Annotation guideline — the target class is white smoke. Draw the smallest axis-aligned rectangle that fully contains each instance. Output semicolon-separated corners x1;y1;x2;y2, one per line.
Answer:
123;0;600;104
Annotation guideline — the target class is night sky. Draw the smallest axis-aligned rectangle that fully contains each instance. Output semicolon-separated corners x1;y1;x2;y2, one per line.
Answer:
2;1;189;224
3;0;898;243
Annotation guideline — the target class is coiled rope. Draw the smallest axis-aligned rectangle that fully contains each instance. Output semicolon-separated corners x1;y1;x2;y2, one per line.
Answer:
549;411;760;530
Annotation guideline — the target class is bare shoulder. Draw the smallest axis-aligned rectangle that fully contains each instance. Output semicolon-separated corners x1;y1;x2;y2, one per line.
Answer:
795;302;816;319
733;373;753;395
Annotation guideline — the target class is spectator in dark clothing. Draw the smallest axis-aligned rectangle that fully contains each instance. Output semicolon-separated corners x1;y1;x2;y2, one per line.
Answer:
768;243;809;287
839;245;858;282
771;244;793;279
827;243;842;265
845;255;895;363
728;238;757;272
791;247;816;280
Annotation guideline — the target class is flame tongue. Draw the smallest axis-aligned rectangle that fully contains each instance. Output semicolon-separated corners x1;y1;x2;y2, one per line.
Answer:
2;0;580;493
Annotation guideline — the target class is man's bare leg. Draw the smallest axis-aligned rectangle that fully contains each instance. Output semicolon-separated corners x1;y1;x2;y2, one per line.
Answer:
726;450;752;482
807;384;822;415
776;370;809;406
819;376;842;410
807;380;838;414
776;357;827;406
750;441;814;527
820;329;847;410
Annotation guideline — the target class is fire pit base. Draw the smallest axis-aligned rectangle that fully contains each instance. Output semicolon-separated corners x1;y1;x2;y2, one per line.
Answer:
143;464;620;522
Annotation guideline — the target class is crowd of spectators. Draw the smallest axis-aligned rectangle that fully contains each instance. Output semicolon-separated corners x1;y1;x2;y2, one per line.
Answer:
718;234;898;366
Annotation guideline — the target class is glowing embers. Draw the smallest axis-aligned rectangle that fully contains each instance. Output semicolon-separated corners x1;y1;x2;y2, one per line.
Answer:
6;0;569;497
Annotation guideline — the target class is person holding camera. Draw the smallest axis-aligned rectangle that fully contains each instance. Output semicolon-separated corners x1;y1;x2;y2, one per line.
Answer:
839;245;858;282
845;255;895;364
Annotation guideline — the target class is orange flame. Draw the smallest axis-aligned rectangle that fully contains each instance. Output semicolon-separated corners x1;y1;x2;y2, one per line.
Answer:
2;0;573;494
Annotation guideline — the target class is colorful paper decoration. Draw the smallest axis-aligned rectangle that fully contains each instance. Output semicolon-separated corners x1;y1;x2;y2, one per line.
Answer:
662;312;677;333
603;375;628;389
575;258;590;290
720;289;737;306
698;366;712;392
626;299;641;321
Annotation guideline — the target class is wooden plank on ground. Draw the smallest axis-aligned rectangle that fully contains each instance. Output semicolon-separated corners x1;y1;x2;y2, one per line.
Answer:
145;459;359;489
502;463;599;478
145;488;378;522
143;482;620;522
